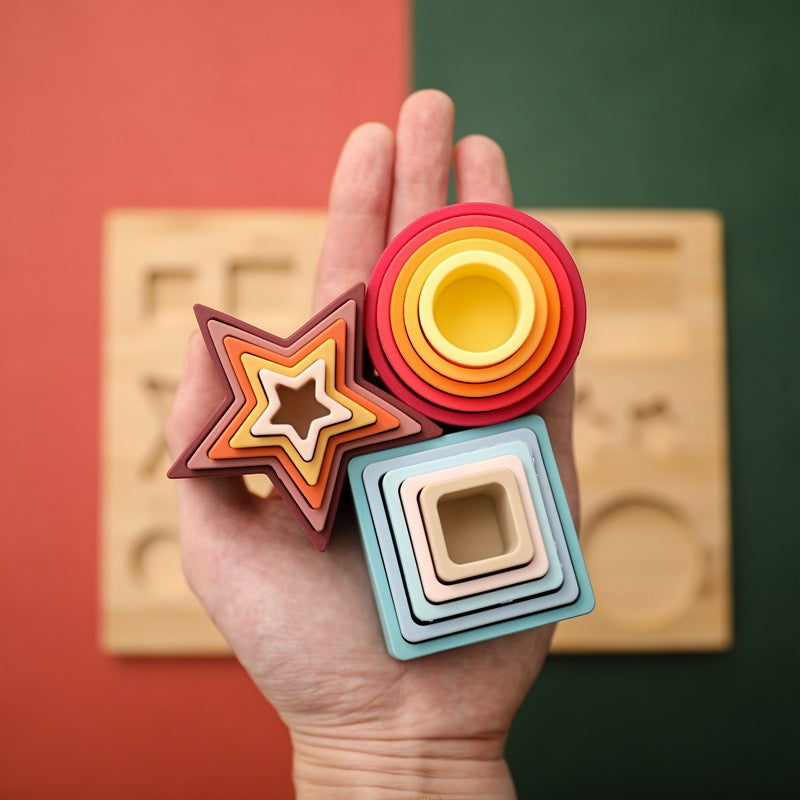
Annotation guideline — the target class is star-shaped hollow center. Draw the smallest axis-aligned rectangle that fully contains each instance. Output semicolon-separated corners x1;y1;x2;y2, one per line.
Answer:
269;380;329;439
250;358;352;461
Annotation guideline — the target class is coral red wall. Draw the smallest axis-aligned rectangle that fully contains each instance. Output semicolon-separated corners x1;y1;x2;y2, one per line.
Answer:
0;3;408;797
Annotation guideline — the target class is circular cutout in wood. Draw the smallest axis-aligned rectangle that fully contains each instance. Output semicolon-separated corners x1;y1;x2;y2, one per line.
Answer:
131;530;186;598
583;499;705;631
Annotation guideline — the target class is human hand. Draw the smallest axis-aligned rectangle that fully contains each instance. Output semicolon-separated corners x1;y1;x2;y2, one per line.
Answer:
165;89;578;800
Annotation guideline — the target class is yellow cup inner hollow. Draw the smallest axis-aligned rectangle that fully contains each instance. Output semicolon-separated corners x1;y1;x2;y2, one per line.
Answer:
418;250;536;367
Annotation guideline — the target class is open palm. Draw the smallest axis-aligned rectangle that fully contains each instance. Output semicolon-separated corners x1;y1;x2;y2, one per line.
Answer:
166;90;579;799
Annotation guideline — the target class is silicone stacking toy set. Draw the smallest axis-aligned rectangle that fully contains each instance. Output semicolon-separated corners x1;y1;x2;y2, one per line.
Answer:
169;202;594;659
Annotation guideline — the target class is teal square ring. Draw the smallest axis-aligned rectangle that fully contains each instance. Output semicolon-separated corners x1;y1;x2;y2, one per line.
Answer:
347;415;595;660
359;426;577;644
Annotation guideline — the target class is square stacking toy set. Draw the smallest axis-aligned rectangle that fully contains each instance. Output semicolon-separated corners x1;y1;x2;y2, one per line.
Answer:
169;203;595;659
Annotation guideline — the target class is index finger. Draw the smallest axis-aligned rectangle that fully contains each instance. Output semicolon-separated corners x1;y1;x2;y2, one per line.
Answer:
313;122;394;312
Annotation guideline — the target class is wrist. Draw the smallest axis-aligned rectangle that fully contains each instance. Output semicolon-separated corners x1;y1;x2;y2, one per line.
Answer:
291;728;516;800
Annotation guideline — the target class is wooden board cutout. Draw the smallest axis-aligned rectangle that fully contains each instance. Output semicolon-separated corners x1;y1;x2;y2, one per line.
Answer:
101;211;326;653
101;209;732;654
536;209;732;652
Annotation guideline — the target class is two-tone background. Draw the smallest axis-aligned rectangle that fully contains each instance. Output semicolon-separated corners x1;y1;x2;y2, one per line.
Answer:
2;1;798;796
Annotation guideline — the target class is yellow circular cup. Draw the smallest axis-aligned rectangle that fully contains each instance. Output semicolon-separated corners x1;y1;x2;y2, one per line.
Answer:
417;250;536;367
398;233;553;386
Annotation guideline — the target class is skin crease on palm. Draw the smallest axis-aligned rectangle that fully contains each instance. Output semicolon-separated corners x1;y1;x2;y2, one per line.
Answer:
165;90;579;799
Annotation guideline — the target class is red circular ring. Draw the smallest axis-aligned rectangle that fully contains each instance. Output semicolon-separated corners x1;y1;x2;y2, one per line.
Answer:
365;203;586;426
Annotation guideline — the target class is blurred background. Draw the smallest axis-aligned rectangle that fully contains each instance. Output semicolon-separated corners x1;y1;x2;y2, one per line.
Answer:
2;1;798;797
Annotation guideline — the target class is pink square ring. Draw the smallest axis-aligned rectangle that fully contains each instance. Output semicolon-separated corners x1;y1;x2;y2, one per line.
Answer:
399;453;549;602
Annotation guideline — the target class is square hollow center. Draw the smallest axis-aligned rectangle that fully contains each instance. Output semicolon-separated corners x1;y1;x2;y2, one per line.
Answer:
436;483;514;564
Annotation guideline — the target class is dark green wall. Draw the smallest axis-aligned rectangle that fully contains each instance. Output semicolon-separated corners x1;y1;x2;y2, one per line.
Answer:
415;1;799;794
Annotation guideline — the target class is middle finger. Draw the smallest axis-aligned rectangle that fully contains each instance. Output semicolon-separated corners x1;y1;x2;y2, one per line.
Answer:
387;89;455;239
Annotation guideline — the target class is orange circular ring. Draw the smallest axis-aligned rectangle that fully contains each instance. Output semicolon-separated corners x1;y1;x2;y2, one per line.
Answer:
392;230;560;395
388;227;562;397
402;237;546;380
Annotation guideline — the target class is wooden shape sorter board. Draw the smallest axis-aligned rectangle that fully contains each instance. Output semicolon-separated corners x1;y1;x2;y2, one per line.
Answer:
101;210;326;653
533;209;733;652
101;208;732;654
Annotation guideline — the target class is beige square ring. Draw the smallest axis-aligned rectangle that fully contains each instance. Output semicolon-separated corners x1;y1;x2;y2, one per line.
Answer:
419;466;534;582
400;454;541;593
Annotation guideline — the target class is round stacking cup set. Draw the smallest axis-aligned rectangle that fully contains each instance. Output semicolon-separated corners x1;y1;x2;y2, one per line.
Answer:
364;202;586;427
169;202;594;660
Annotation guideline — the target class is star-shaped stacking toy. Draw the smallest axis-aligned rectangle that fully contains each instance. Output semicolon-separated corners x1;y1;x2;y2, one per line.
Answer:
168;284;441;550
